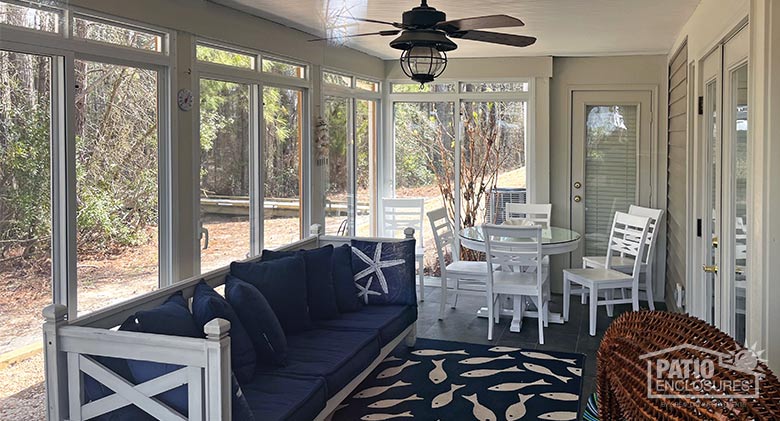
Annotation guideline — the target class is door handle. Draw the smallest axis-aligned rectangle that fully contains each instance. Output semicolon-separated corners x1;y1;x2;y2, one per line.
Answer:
702;265;719;274
573;195;582;203
712;236;719;248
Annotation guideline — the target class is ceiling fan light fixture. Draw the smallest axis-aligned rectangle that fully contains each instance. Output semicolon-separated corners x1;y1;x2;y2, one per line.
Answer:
399;45;448;85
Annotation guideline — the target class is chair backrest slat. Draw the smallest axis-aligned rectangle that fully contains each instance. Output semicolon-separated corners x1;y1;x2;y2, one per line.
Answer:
382;198;425;243
606;212;651;277
427;208;458;273
505;203;552;228
628;205;664;264
483;224;544;288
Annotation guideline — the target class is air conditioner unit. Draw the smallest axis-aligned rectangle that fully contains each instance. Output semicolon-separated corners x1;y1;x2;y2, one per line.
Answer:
486;187;527;224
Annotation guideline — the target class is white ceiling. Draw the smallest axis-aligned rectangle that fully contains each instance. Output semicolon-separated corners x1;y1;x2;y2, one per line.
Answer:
210;0;700;59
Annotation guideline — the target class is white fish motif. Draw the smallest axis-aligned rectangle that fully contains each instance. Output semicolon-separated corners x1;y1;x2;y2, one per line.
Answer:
538;411;577;420
353;381;411;399
431;384;465;408
488;346;522;353
428;359;447;384
459;354;514;365
540;392;579;401
368;394;423;409
520;351;577;365
377;360;421;379
505;394;534;419
460;366;525;378
462;393;497;421
566;367;582;377
523;363;572;383
411;349;468;357
487;379;552;391
383;356;403;363
361;411;414;421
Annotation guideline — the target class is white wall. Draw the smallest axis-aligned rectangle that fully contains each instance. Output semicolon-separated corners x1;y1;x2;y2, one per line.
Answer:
548;55;668;294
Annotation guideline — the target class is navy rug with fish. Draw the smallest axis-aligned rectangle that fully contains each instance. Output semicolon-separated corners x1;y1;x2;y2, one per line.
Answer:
332;338;585;421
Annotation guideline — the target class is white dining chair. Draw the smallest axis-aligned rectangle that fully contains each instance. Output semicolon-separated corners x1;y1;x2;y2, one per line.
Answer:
484;224;549;344
578;205;664;310
563;212;651;336
381;198;426;300
428;208;489;320
504;203;552;228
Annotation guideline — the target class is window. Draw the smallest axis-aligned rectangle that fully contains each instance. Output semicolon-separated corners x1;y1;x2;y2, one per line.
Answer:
72;15;163;52
0;1;60;32
197;44;256;69
199;79;252;272
323;71;351;87
74;59;160;314
263;86;303;249
262;57;305;78
324;96;349;235
391;82;455;93
460;81;529;93
356;78;379;92
355;99;376;236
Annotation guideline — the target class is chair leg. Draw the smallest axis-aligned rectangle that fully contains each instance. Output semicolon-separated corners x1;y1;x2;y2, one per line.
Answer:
563;274;571;322
645;270;656;311
605;289;614;317
632;284;640;311
494;296;501;324
589;287;598;336
487;295;494;341
538;299;545;345
542;298;549;328
452;278;459;309
438;275;447;320
581;261;589;304
417;256;425;302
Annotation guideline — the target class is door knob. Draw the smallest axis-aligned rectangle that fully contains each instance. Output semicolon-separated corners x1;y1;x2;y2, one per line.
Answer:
712;236;719;248
702;265;719;274
573;195;582;203
573;181;582;189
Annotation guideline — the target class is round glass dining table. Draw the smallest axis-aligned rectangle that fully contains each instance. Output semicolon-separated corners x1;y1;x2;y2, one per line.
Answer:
458;224;582;332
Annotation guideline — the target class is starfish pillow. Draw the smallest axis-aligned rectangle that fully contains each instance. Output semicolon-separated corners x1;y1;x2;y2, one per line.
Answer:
351;238;416;306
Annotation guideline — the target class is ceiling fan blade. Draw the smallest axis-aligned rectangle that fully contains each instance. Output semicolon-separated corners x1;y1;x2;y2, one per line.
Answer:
449;30;536;47
338;15;405;29
436;15;524;32
308;30;400;42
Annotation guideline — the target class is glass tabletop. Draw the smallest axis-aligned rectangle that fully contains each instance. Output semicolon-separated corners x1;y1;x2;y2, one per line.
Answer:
459;225;581;245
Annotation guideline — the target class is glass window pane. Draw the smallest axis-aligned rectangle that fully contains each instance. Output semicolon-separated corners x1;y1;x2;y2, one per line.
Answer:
391;82;455;93
263;86;302;248
323;71;351;87
356;78;379;92
199;79;252;272
0;50;51;402
461;101;528;225
583;105;638;257
262;58;305;78
197;44;255;69
73;16;163;52
460;81;529;93
355;99;376;236
324;96;349;235
0;1;60;32
732;64;748;344
74;60;159;315
393;102;455;274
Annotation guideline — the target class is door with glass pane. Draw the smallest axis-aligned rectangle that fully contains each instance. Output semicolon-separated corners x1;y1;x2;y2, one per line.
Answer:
570;90;653;266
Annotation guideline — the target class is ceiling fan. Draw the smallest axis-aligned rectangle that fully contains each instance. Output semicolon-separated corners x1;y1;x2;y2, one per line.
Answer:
310;0;536;84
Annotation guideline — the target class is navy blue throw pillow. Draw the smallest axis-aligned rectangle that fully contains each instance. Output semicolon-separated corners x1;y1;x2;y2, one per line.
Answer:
351;239;416;306
191;282;257;384
262;245;340;320
121;292;203;416
230;256;312;333
225;275;287;367
332;244;361;312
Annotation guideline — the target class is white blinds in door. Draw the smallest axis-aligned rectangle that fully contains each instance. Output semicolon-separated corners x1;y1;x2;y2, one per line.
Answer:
584;105;638;256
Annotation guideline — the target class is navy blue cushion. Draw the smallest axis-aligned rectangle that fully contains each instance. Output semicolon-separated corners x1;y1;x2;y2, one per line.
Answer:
243;374;327;421
230;256;313;333
191;282;256;384
258;329;380;397
332;244;361;313
351;239;417;305
262;245;340;320
315;305;417;346
225;275;287;367
121;292;202;416
231;373;255;421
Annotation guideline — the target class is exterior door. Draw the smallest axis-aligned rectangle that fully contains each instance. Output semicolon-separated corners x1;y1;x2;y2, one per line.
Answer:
700;26;749;343
570;90;654;267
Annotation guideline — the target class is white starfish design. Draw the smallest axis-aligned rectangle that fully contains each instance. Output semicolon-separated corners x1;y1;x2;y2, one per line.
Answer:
355;277;381;304
352;242;406;294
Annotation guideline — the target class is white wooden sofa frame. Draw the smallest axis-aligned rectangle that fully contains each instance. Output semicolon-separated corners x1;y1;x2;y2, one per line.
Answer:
43;225;418;421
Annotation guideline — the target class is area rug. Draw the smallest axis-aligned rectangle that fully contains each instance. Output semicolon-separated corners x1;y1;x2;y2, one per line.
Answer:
332;338;585;421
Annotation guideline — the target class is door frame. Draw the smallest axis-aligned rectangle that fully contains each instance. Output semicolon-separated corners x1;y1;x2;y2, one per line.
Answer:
563;84;663;299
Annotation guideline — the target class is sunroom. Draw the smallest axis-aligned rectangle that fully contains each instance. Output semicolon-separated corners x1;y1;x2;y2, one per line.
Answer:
1;0;780;419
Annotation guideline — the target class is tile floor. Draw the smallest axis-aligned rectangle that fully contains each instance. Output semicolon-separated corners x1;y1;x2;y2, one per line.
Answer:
413;284;666;413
